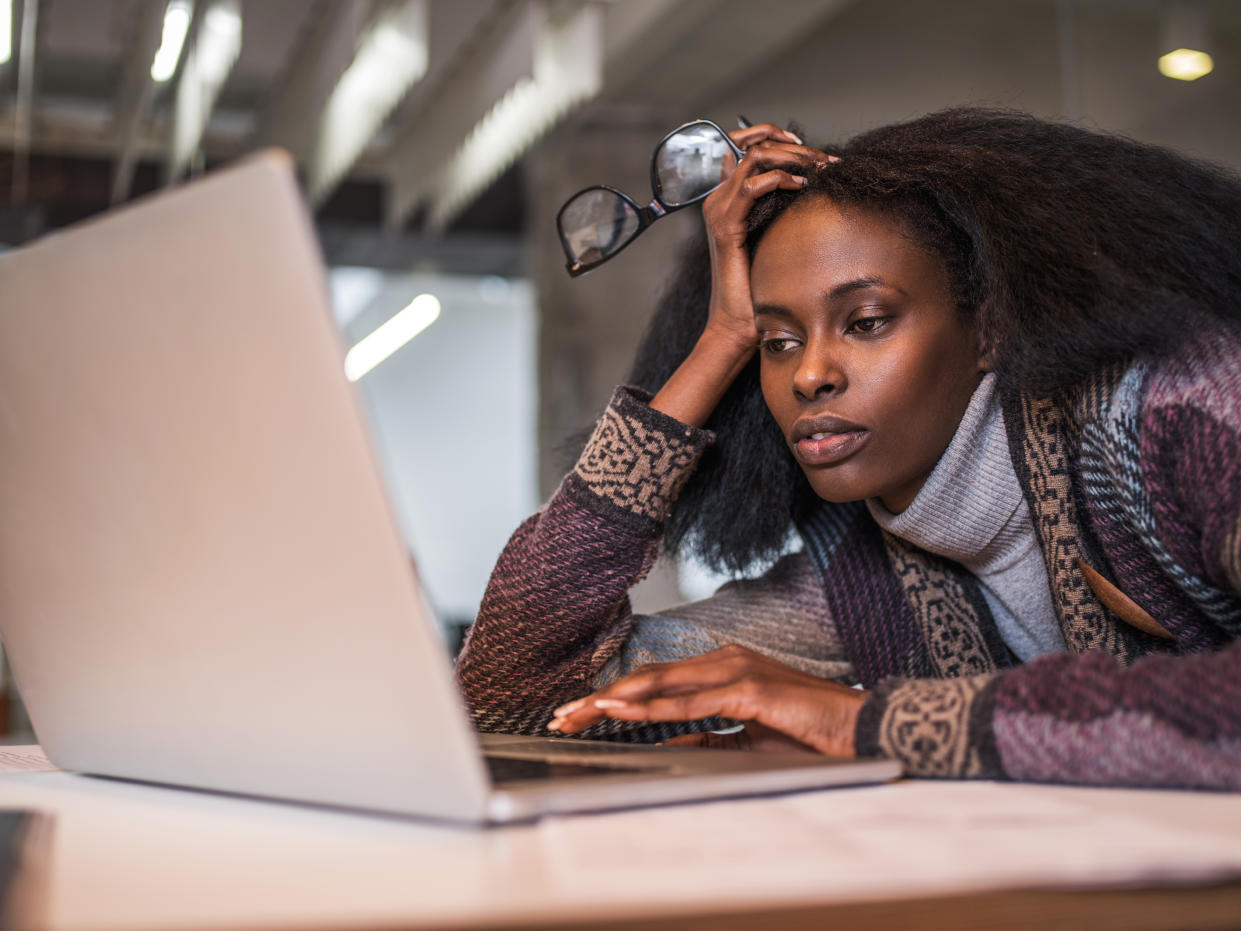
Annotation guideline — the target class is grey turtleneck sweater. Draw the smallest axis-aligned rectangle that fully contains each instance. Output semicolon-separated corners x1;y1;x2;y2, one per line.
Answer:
865;373;1065;663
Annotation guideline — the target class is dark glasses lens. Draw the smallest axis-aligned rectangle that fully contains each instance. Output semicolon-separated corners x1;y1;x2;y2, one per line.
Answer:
558;188;641;273
653;121;739;207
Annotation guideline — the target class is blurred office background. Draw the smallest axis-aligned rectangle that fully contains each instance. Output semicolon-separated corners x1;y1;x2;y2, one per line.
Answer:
0;0;1237;734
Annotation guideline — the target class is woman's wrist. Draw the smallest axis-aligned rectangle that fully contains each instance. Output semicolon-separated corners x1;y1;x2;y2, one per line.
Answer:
650;322;757;428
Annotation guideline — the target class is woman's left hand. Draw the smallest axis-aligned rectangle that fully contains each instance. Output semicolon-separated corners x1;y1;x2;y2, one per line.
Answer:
547;645;868;758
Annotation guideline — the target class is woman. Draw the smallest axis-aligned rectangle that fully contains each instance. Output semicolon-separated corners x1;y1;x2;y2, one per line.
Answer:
456;108;1241;788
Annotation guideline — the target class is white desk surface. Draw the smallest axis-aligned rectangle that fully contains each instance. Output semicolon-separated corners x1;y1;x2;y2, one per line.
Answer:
2;749;1241;931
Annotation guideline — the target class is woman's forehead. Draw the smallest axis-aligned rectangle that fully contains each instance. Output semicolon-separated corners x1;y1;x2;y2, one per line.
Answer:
750;198;948;299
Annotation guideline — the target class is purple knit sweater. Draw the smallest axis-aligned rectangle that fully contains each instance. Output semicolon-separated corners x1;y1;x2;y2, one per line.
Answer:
457;332;1241;789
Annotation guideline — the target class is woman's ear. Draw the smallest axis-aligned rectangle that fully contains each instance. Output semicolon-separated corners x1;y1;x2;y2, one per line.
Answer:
972;328;992;374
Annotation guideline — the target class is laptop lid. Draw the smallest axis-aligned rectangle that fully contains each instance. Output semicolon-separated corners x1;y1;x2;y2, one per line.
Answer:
0;151;493;822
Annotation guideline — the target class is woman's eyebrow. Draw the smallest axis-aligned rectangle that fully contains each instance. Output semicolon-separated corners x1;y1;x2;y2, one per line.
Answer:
828;276;906;300
753;279;909;319
752;303;795;319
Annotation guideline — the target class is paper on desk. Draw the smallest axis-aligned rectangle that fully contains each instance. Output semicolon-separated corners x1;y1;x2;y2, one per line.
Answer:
0;747;57;774
536;780;1241;907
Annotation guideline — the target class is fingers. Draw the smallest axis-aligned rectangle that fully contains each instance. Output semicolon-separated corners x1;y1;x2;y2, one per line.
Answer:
729;141;830;184
598;648;755;701
549;646;771;734
703;142;829;233
594;683;766;725
729;122;802;148
547;696;608;733
547;646;868;757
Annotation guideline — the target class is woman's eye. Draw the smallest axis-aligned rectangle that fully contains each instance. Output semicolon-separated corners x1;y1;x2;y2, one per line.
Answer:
847;315;889;335
760;336;798;355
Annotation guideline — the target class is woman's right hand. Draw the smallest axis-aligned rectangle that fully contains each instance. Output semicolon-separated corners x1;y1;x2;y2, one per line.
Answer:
649;124;833;428
702;124;828;347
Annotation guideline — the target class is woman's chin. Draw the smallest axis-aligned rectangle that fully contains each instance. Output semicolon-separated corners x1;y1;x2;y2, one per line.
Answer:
802;472;876;505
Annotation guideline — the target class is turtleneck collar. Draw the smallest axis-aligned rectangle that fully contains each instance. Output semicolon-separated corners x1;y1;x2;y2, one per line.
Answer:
865;373;1026;571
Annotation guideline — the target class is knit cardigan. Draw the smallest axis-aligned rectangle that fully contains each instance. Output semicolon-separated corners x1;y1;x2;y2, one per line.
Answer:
456;331;1241;789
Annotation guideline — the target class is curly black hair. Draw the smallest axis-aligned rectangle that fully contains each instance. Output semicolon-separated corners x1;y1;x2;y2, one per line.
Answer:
624;107;1241;574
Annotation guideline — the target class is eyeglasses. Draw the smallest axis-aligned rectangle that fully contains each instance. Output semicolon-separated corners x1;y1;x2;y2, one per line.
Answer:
556;119;745;277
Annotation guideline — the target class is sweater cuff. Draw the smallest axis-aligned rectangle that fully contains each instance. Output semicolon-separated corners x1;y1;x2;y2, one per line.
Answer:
565;386;715;525
855;673;1005;779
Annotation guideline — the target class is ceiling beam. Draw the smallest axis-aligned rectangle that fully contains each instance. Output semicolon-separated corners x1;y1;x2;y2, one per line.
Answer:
11;0;40;205
427;1;603;231
383;0;604;232
167;0;242;183
110;0;167;204
306;0;430;207
251;0;367;163
603;0;858;110
383;1;536;229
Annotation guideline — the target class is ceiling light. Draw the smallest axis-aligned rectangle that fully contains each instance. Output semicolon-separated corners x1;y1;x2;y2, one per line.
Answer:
151;0;192;82
426;3;601;230
1159;3;1213;81
309;0;428;205
1158;48;1214;81
344;293;440;382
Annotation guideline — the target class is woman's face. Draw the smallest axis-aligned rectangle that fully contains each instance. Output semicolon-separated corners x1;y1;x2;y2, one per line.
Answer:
750;198;985;513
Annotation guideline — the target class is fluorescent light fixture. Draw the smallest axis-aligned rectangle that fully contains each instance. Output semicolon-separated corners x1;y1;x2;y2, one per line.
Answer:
0;0;12;66
1158;47;1214;80
309;0;428;205
196;0;241;86
426;3;601;230
151;0;192;82
168;0;241;180
345;293;440;382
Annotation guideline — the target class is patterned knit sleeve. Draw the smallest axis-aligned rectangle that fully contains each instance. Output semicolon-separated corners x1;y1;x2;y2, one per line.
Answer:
455;386;713;736
855;344;1241;789
856;641;1241;789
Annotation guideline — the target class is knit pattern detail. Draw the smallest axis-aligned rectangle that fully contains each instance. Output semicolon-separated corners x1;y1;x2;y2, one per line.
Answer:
799;501;932;687
572;387;710;523
991;640;1241;789
456;491;653;736
856;673;1002;778
1138;332;1241;635
883;534;1013;678
459;387;808;744
1006;391;1132;659
1078;361;1240;644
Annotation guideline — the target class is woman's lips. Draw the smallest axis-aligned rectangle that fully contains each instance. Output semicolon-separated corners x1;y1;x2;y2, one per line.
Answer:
794;430;870;465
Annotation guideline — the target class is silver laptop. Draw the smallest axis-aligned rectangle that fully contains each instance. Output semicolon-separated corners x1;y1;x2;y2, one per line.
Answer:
0;151;898;824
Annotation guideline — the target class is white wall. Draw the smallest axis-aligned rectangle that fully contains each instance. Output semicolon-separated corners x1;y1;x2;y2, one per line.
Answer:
330;269;537;627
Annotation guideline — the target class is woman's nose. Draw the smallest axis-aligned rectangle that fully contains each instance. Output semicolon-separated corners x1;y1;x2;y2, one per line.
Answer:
793;339;846;400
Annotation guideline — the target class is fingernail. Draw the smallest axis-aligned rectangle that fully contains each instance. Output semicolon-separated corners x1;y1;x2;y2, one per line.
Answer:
788;131;804;144
553;698;585;716
547;717;562;731
593;699;630;710
795;175;809;185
